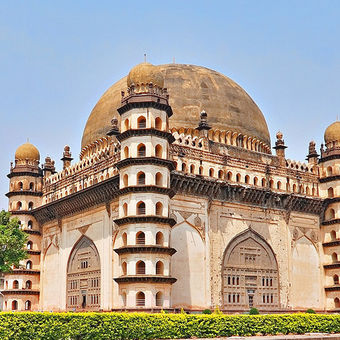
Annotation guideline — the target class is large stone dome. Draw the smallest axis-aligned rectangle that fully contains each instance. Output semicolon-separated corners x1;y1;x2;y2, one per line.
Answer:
81;64;270;150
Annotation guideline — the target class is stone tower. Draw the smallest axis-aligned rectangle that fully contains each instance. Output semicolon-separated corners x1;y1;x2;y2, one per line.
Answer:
319;121;340;310
3;142;43;311
113;62;177;309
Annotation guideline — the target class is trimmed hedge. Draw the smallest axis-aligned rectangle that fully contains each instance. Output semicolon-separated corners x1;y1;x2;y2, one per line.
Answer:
0;312;340;340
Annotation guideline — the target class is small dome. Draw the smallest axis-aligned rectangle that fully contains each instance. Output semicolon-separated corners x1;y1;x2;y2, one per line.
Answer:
127;62;164;88
324;121;340;143
15;142;40;161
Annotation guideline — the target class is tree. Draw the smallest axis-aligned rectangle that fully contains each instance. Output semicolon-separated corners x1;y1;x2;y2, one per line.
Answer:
0;210;28;273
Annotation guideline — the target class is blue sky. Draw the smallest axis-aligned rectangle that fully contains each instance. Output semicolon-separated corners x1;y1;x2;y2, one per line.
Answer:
1;1;340;209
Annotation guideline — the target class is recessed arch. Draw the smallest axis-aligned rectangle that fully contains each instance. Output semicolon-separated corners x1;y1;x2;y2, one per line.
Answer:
222;228;279;311
137;115;146;129
66;236;101;311
137;143;146;157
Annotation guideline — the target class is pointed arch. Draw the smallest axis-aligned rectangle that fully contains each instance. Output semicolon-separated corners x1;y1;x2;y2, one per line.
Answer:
222;228;279;311
66;236;101;311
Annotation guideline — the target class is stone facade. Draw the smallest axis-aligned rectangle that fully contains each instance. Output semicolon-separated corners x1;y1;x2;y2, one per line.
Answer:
2;62;339;312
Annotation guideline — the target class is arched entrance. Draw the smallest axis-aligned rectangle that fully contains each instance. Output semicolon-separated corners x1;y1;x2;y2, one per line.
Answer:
222;228;279;311
66;236;101;311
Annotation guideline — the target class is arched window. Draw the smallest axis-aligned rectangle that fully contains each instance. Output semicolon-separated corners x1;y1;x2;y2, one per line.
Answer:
28;202;33;210
335;298;340;308
327;166;333;176
155;117;162;130
236;173;241;183
328;187;335;198
156;291;163;307
199;166;203;175
181;163;187;172
124;119;129;131
218;170;224;179
331;230;337;242
137;144;146;157
122;262;127;275
261;178;266;187
254;177;258;186
245;175;250;184
137;116;146;129
13;280;19;289
156;202;163;216
334;275;339;285
136;291;145;306
137;172;145;185
136;231;145;245
17;201;22;211
293;184;297;193
306;186;310;195
25;300;31;311
122;232;127;246
326;208;335;220
26;261;32;270
332;252;338;263
27;241;33;250
124;146;129;159
155;172;163;186
277;181;281;190
136;261;146;274
155;145;163;158
227;172;232;181
156;232;164;246
122;292;127;306
18;182;23;191
123;203;128;217
25;280;32;289
269;180;274;189
190;165;195;174
29;182;34;191
123;174;128;187
136;201;146;215
209;168;214;177
12;300;18;311
156;261;164;275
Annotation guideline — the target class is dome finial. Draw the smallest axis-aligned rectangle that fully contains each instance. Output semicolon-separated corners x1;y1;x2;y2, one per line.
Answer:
144;53;147;63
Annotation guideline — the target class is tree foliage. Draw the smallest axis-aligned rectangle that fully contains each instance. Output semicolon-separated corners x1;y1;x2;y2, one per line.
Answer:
0;210;28;273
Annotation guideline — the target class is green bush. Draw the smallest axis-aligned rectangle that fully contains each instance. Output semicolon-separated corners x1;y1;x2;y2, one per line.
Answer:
306;309;316;314
202;309;212;314
249;307;259;315
0;312;340;340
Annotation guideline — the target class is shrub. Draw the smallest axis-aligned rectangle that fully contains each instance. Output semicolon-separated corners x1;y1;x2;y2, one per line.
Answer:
306;309;316;314
0;312;340;339
249;307;259;315
202;309;212;314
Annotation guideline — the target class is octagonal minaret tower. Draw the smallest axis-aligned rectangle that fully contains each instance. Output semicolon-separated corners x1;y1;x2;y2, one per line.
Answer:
319;121;340;311
2;142;43;311
112;62;177;309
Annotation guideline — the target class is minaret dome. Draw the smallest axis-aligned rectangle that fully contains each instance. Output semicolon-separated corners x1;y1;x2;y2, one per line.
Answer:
324;121;340;144
15;142;40;162
127;62;164;88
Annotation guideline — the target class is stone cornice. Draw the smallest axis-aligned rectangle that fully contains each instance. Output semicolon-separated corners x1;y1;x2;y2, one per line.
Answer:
114;275;177;284
10;210;34;216
23;229;41;236
114;245;176;256
4;269;40;275
170;172;324;215
116;129;175;144
116;157;175;171
319;154;340;163
27;250;41;255
32;175;119;225
118;186;175;198
325;285;340;291
324;263;340;269
6;191;43;198
118;96;173;117
7;171;43;179
323;240;340;247
114;216;177;227
319;175;340;183
0;289;40;295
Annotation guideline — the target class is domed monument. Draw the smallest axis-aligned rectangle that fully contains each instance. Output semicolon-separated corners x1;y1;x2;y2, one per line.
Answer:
2;62;339;313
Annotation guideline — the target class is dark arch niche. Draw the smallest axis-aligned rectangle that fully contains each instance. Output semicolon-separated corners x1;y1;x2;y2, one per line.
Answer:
222;228;279;311
66;236;101;311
